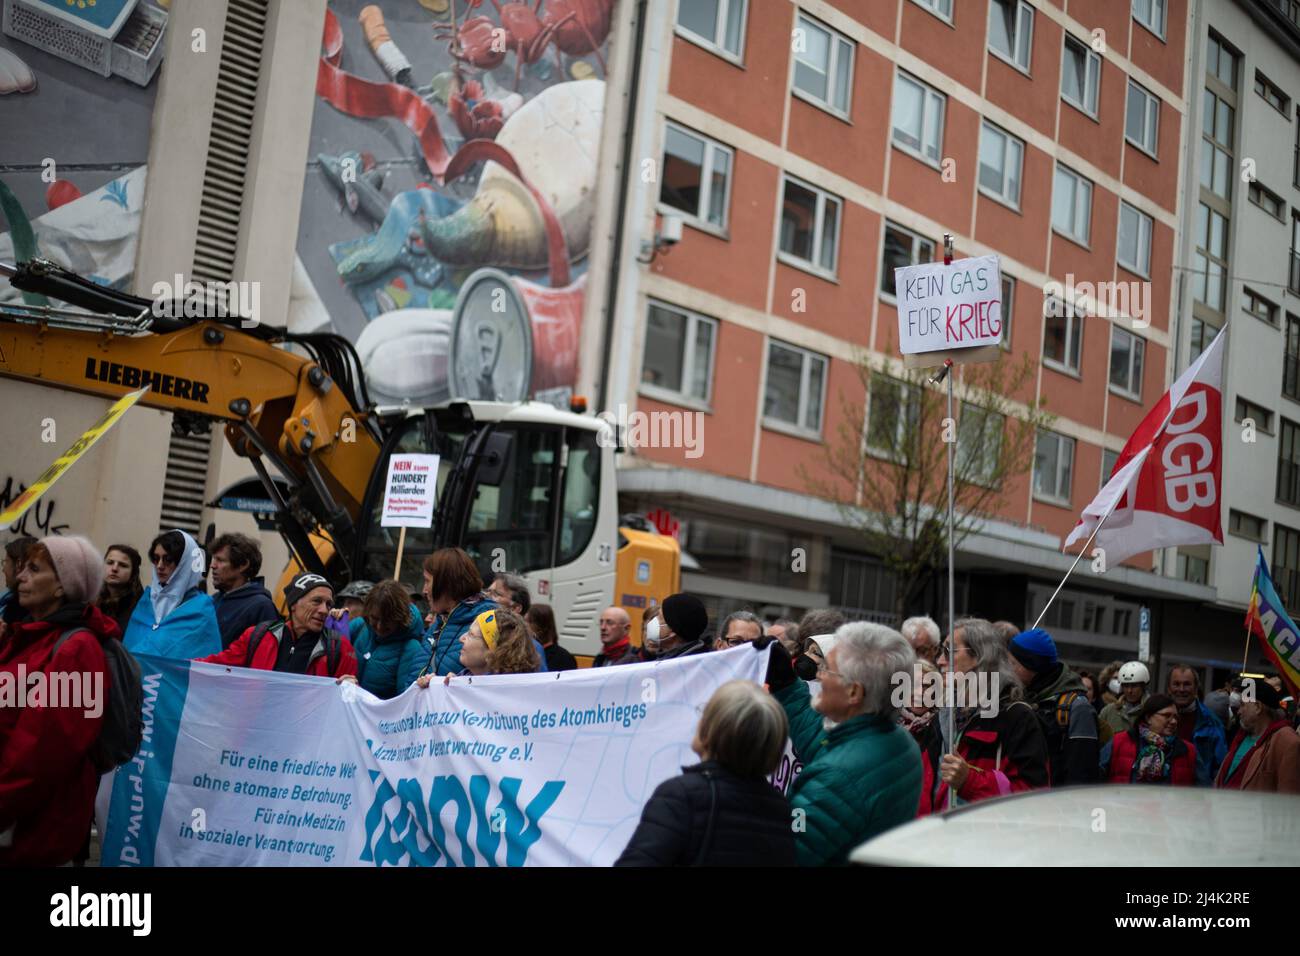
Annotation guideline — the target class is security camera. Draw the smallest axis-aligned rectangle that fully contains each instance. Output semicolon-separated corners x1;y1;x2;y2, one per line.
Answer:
659;213;684;246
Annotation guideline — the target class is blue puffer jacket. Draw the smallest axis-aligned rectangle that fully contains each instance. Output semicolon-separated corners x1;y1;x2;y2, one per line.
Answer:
423;593;549;676
123;586;221;659
350;604;428;699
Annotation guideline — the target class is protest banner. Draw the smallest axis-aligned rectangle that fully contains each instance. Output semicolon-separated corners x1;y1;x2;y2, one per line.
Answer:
894;253;1003;369
95;645;769;866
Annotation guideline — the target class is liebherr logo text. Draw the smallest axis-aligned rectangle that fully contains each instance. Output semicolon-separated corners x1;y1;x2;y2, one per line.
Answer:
50;886;151;936
84;358;211;403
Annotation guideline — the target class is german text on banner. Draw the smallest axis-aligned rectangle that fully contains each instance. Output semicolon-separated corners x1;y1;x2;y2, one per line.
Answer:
95;646;768;866
1064;327;1226;564
1246;547;1300;695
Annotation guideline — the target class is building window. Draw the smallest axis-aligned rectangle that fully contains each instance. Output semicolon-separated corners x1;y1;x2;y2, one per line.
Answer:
1126;80;1160;157
1293;215;1300;295
1000;274;1014;349
911;0;953;21
1201;89;1235;200
1178;553;1209;585
676;0;747;61
988;0;1033;73
641;301;717;403
892;70;946;165
978;120;1024;208
830;550;898;618
1243;288;1279;326
867;376;920;459
1043;296;1083;374
793;13;854;117
1276;524;1300;611
1132;0;1166;39
1052;164;1092;245
1288;315;1300;401
957;402;1003;485
659;122;733;231
1109;326;1145;400
1034;430;1075;505
1255;70;1290;115
779;175;841;276
1248;180;1286;222
1207;31;1238;90
1192;202;1228;312
1189;317;1219;361
1101;448;1121;487
1294;106;1299;189
764;340;827;435
880;221;935;298
1061;34;1101;117
1236;396;1274;435
1230;509;1268;543
1279;418;1300;508
1117;202;1153;277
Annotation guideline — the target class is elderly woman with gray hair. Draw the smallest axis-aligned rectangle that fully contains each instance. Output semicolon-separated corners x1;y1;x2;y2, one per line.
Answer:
763;621;922;866
919;618;1050;814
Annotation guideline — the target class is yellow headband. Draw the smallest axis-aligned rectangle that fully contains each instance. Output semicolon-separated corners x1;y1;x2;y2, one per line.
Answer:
475;610;499;650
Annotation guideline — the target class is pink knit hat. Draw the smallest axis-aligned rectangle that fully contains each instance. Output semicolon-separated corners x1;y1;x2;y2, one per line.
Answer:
40;535;104;605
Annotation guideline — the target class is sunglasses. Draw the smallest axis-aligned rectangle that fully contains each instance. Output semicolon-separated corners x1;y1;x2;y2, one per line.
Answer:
150;553;175;566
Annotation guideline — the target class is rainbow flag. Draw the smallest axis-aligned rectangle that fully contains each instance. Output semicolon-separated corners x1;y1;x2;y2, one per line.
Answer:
1246;547;1300;695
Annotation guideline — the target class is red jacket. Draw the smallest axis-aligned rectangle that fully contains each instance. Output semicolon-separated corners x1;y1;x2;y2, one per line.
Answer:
918;700;1050;815
198;619;358;679
1105;728;1196;785
0;603;117;865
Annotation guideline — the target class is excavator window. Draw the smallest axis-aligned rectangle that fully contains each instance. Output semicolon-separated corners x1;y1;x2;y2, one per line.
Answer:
557;428;600;565
462;425;559;576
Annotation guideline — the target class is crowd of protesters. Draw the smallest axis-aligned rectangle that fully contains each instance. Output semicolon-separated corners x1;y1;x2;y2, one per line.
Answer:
0;529;1297;866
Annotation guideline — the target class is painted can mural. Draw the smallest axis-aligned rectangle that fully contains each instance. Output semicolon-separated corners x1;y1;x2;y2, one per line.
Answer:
297;0;614;408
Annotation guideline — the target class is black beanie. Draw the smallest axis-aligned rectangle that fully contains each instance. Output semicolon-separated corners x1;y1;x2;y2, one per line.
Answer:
285;572;333;610
662;593;708;643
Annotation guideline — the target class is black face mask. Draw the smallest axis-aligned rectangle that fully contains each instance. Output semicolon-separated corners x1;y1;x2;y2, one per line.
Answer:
793;655;819;682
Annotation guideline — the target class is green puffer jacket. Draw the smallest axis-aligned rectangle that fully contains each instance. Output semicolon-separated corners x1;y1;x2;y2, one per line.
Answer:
775;679;922;866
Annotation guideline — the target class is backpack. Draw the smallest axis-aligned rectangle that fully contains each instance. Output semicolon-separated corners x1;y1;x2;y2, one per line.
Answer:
1034;690;1082;782
53;628;144;775
244;620;342;675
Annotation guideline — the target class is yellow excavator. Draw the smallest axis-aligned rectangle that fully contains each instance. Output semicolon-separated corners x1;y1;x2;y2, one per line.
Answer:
0;258;678;656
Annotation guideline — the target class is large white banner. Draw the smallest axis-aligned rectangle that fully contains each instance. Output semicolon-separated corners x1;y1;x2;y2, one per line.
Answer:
96;646;767;866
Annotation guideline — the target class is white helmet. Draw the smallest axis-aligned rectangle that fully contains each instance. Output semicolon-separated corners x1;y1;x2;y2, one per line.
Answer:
1117;661;1150;685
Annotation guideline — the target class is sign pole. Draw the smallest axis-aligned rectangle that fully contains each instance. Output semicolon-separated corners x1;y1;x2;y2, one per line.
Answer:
393;525;407;581
934;235;960;810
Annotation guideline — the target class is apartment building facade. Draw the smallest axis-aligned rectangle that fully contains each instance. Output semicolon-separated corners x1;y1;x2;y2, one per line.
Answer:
608;0;1227;674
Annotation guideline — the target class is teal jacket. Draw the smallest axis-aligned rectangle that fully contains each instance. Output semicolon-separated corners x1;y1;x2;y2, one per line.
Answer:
349;604;428;699
776;679;922;866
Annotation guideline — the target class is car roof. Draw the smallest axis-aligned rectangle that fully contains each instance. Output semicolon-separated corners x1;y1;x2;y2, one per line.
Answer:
850;786;1300;866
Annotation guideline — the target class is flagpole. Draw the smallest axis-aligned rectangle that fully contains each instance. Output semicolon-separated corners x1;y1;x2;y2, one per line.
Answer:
935;234;958;811
1031;504;1118;631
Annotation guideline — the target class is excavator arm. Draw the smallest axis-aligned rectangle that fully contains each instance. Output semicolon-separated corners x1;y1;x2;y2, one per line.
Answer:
0;258;383;577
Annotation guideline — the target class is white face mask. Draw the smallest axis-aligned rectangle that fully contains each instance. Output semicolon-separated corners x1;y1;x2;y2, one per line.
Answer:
1229;692;1242;710
1108;678;1122;696
644;616;661;649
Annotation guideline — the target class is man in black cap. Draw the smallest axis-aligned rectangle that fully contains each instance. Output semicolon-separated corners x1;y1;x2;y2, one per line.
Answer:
650;594;711;659
198;572;358;679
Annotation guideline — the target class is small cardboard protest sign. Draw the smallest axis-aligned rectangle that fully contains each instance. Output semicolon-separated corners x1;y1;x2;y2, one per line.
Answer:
895;254;1004;368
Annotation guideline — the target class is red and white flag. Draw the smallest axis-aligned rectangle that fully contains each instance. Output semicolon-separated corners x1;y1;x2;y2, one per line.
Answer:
1064;327;1226;564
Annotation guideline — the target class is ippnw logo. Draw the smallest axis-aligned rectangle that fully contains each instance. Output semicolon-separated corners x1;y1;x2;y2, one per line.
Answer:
49;886;151;936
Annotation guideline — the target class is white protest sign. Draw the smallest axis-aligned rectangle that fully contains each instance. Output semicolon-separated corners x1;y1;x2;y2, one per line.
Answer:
380;453;439;528
895;254;1003;356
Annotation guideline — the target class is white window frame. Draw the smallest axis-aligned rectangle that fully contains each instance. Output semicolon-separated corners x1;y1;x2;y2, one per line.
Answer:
658;121;735;235
763;340;828;438
978;120;1024;209
1235;396;1274;434
1243;287;1279;326
1042;296;1084;376
866;375;920;460
1052;164;1093;246
880;220;936;301
639;300;719;409
1034;430;1075;506
909;0;953;24
1126;80;1160;158
988;0;1034;74
957;401;1004;487
1248;180;1286;222
891;70;946;167
1117;201;1153;277
1228;509;1268;543
792;13;855;119
1255;70;1291;116
1132;0;1166;41
777;174;842;279
674;0;748;64
1061;34;1101;118
1109;325;1145;401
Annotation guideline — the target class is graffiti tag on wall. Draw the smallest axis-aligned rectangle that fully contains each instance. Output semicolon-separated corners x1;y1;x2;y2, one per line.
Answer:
0;476;69;537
